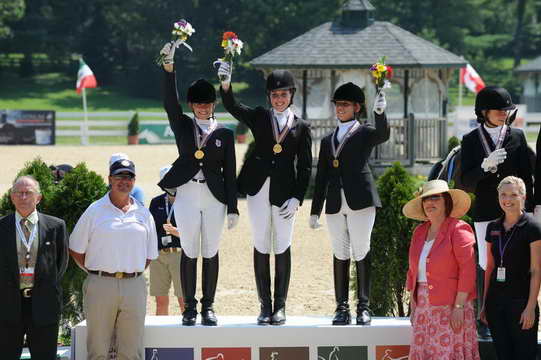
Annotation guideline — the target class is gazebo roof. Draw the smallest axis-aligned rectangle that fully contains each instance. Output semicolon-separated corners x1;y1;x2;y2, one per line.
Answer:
515;56;541;72
250;20;466;69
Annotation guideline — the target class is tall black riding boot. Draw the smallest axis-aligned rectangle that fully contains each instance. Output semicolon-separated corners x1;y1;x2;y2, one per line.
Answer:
180;252;198;326
355;256;372;325
272;247;291;325
476;265;491;339
254;249;272;325
332;257;351;325
201;253;219;326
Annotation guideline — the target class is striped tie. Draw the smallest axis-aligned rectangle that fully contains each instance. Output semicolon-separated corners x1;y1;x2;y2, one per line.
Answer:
20;218;30;241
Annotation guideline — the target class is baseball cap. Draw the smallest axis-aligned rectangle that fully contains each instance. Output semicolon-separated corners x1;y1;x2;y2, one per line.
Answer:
110;159;136;176
109;153;130;167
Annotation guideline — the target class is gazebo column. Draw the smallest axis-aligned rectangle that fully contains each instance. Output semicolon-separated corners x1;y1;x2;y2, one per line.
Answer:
403;69;409;118
302;70;308;120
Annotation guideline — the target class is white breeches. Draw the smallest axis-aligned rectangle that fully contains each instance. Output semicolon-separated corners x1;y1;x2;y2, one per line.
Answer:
247;178;296;255
325;190;376;262
173;180;226;259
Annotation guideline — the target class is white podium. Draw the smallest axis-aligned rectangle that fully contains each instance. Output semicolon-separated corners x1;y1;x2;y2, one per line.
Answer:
71;316;412;360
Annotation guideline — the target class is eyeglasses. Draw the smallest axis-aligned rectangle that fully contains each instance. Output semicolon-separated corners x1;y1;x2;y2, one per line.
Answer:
12;190;37;198
112;174;135;180
422;194;443;202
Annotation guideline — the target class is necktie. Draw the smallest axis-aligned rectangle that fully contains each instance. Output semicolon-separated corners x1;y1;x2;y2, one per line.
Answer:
20;218;30;241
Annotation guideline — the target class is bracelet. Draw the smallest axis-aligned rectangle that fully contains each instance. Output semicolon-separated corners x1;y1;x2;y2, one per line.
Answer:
454;304;465;309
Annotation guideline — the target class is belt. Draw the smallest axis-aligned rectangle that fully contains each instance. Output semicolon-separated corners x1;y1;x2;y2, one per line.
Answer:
21;288;33;298
160;247;181;253
88;270;142;279
191;178;206;183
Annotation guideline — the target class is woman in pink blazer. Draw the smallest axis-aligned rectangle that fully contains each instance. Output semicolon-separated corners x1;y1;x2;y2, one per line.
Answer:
403;180;479;360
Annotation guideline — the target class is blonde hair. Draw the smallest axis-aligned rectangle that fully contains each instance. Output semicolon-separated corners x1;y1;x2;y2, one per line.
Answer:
497;176;526;196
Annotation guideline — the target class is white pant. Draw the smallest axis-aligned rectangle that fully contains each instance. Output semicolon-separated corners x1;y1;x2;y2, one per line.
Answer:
173;180;226;259
326;191;376;261
247;178;296;255
473;221;493;271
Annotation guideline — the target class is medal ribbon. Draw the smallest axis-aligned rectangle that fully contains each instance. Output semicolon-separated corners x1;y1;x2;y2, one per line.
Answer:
16;218;38;268
498;225;518;267
271;110;294;145
331;121;361;160
192;117;218;150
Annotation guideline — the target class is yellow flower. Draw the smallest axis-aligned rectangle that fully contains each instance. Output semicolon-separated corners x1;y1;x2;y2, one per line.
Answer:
371;71;379;78
221;40;228;48
377;64;386;72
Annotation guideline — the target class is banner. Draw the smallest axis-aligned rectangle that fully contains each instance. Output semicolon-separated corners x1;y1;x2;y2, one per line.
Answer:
0;110;55;145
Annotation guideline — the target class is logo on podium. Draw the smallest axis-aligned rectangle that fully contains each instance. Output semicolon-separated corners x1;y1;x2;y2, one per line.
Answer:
145;347;194;360
317;346;368;360
202;347;251;360
375;345;409;360
259;347;309;359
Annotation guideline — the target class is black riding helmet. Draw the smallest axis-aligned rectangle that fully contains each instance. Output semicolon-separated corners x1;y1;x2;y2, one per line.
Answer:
187;79;216;103
266;70;296;107
332;82;365;104
475;86;516;123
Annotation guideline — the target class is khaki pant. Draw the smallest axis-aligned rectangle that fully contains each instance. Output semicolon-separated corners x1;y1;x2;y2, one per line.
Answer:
149;250;182;297
83;274;147;360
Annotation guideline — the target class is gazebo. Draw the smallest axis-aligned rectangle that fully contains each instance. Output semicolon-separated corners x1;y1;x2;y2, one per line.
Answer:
250;0;466;165
516;57;541;112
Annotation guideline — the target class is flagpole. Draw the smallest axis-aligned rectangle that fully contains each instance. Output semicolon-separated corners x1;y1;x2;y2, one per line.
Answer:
458;59;464;109
82;87;89;145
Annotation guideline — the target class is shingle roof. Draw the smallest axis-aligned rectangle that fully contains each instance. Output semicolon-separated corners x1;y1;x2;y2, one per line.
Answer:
343;0;375;11
515;56;541;72
250;21;466;69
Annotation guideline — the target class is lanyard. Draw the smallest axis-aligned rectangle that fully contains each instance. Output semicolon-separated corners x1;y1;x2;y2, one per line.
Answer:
331;121;360;159
271;110;294;145
164;197;173;223
16;218;38;253
498;225;518;267
192;118;218;150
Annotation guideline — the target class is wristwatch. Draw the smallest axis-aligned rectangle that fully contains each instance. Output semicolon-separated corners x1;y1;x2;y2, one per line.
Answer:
454;304;465;309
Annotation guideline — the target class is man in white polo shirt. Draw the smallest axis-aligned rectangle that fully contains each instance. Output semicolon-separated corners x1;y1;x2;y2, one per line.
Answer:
69;159;158;360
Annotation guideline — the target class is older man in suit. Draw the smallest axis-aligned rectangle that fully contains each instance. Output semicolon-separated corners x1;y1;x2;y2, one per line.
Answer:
0;175;69;360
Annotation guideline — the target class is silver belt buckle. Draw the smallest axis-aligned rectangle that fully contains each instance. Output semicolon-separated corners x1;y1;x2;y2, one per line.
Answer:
22;288;32;298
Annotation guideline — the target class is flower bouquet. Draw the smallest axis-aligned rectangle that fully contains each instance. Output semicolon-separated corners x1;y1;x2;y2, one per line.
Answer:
155;19;195;66
369;56;393;93
215;31;244;81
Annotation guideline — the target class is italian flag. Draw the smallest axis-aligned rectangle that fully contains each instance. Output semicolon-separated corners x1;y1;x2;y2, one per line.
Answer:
76;58;97;94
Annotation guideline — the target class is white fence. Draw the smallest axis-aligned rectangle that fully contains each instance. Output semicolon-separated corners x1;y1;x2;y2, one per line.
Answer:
56;111;233;144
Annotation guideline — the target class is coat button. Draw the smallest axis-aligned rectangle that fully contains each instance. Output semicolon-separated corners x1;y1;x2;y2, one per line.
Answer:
428;285;433;290
199;163;203;167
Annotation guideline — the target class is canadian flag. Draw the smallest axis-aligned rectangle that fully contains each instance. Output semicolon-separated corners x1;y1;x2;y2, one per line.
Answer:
460;64;485;94
76;58;97;94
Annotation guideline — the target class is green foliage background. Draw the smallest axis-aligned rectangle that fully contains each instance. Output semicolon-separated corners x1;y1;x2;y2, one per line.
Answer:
0;158;108;340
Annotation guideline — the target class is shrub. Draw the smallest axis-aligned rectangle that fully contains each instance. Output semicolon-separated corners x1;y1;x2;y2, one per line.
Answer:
370;162;419;317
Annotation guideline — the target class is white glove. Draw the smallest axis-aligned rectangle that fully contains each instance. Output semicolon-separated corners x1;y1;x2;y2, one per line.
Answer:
227;213;239;230
534;206;541;224
160;39;182;65
309;215;322;229
373;91;387;115
481;148;507;172
215;60;232;84
279;198;300;219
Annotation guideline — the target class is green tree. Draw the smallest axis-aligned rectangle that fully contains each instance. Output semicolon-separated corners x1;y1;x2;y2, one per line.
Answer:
0;0;24;39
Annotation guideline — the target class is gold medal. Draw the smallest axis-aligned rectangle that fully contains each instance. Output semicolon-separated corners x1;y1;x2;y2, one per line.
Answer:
332;159;339;168
194;149;205;159
273;143;283;154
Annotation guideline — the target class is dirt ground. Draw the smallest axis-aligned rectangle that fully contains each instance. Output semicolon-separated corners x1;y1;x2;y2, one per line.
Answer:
0;144;336;318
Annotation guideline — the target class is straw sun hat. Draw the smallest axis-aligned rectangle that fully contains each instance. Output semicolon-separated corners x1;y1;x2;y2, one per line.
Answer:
402;180;471;221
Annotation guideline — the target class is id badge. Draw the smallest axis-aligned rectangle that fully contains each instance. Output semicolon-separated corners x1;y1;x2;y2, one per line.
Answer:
497;267;506;282
161;236;172;246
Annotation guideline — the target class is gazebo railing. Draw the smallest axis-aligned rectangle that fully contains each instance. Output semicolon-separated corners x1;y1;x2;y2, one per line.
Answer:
310;115;447;167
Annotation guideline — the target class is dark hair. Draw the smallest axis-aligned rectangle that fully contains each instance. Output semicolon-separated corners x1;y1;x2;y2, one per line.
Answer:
422;192;453;218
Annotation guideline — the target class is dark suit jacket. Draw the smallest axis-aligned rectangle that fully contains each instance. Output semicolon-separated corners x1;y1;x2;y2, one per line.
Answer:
536;125;541;205
310;114;390;216
149;193;181;250
220;85;312;207
461;126;534;222
158;70;238;214
0;212;68;327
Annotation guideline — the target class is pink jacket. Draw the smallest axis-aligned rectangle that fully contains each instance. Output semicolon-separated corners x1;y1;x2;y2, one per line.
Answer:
406;217;477;306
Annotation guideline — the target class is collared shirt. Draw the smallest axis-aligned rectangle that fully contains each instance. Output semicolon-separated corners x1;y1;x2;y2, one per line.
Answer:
69;192;159;273
272;108;292;132
335;119;356;143
15;210;39;289
486;213;541;300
